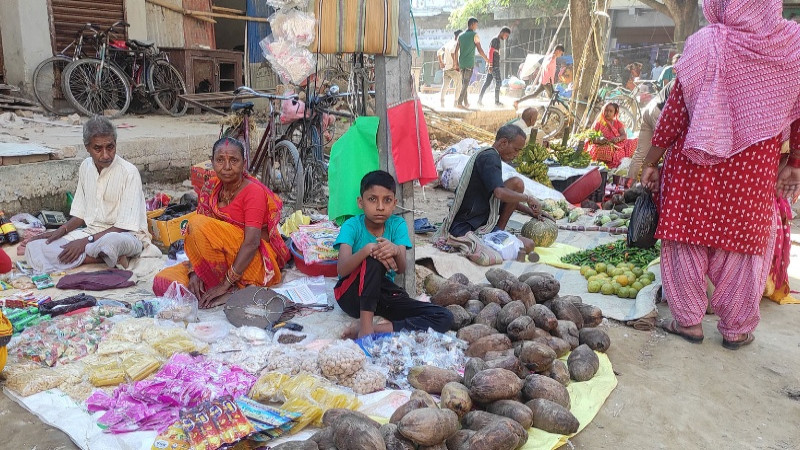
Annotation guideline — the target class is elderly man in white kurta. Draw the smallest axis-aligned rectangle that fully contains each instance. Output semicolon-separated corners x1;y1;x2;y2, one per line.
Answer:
25;116;152;273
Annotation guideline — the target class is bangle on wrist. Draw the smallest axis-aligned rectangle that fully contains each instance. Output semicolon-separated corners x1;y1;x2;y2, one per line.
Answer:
645;160;659;168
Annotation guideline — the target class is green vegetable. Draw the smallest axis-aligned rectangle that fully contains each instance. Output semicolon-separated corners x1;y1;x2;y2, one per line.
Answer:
514;143;551;187
561;240;662;268
568;208;585;223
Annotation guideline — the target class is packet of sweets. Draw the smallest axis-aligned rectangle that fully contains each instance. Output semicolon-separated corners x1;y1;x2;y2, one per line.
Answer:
180;404;222;450
151;421;190;450
218;396;255;440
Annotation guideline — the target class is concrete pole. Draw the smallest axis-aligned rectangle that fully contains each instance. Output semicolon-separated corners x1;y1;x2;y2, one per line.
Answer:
375;0;415;296
0;0;53;94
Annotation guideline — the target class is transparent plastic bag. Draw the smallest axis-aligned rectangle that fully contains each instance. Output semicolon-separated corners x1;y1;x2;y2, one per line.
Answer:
156;281;199;323
152;334;207;357
249;371;291;403
259;38;316;85
337;365;387;395
266;0;309;10
268;10;316;46
318;340;366;381
5;366;65;396
483;230;524;261
187;320;233;343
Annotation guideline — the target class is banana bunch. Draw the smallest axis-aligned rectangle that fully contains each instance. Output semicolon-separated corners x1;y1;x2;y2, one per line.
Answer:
280;210;311;236
513;142;552;187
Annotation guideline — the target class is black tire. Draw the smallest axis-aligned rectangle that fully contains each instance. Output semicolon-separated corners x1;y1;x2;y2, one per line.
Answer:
62;58;131;118
147;59;188;116
32;55;76;115
540;106;567;141
262;140;304;212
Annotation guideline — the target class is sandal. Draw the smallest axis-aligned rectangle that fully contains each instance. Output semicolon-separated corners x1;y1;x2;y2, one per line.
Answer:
722;333;755;350
659;319;704;343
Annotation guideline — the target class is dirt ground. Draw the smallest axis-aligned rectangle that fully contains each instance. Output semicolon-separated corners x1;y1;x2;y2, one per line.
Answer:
2;185;800;449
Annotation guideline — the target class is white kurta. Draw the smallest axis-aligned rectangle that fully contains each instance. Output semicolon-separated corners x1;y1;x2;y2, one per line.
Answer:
67;155;151;245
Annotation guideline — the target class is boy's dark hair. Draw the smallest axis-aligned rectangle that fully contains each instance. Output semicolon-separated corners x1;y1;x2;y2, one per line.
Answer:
555;44;565;52
467;17;478;27
454;30;462;38
501;27;511;35
360;170;397;195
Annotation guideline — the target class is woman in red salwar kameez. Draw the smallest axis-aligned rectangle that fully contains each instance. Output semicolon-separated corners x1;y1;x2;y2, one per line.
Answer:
641;0;800;350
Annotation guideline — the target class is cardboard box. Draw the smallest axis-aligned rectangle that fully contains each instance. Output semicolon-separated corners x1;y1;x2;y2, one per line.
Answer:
146;208;166;240
191;160;216;195
149;211;195;247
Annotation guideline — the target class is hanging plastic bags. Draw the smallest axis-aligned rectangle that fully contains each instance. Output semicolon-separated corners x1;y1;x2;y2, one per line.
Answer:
627;189;659;249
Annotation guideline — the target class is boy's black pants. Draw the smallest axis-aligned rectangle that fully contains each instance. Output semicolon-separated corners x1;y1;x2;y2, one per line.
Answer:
334;257;453;333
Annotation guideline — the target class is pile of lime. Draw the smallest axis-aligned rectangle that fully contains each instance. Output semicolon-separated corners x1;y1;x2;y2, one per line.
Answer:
579;262;656;299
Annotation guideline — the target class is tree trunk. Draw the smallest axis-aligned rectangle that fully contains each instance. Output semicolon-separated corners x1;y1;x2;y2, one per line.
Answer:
570;0;609;122
671;1;700;51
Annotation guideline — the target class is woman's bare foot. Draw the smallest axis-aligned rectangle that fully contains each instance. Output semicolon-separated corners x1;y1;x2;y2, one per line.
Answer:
117;255;130;269
341;321;360;339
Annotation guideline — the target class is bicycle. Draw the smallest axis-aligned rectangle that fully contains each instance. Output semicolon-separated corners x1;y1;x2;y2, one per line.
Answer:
32;23;100;115
537;80;637;141
220;86;304;212
61;21;187;118
284;85;356;207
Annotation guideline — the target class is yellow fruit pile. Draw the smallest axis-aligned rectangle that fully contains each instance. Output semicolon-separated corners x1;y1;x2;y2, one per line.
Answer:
580;262;656;299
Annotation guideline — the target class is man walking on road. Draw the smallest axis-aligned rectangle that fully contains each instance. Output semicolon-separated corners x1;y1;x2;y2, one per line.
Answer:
514;44;565;109
455;17;488;110
437;30;463;108
478;27;511;107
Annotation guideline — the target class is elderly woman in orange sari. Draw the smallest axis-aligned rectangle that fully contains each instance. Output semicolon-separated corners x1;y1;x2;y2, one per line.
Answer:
153;137;289;308
587;102;634;168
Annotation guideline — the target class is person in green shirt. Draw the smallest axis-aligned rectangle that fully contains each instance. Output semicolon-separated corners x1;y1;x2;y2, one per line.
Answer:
658;53;681;88
454;17;488;110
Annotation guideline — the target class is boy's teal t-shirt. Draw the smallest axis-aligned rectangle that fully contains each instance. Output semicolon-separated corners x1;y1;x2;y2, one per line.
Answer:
334;214;413;282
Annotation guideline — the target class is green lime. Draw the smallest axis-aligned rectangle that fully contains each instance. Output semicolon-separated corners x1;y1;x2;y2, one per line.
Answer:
633;267;644;277
631;281;644;291
629;287;640;298
612;268;625;277
580;266;592;276
595;263;608;274
584;269;598;279
601;283;614;295
588;281;602;293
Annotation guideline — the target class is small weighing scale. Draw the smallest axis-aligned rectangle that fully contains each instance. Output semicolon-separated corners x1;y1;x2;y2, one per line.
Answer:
38;210;68;229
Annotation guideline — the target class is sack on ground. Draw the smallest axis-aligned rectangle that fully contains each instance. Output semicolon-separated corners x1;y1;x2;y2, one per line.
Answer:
627;189;658;249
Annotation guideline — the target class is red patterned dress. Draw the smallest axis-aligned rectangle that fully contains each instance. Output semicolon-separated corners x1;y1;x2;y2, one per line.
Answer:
652;81;800;341
652;82;800;255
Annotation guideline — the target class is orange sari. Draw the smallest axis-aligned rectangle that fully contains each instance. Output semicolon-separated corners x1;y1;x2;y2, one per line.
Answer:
153;174;289;296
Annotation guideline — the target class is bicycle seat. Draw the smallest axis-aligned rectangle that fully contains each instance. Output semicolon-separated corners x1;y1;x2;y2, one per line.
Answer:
231;102;254;111
130;39;155;48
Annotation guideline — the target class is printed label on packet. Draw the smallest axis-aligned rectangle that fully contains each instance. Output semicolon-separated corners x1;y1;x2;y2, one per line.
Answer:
151;422;190;450
180;406;222;450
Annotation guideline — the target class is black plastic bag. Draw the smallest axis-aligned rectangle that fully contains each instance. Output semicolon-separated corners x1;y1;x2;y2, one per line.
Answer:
627;189;659;249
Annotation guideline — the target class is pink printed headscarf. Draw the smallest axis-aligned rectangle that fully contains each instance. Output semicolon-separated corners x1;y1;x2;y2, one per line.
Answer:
675;0;800;165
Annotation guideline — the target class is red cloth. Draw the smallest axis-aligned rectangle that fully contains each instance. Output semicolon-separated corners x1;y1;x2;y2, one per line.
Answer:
219;183;269;229
387;99;438;186
586;118;635;168
652;82;800;255
0;249;11;274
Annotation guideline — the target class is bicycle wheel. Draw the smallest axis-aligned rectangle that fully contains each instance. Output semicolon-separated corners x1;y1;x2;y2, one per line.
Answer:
33;55;76;115
616;105;638;135
62;58;131;118
540;106;567;141
262;140;304;212
147;59;188;116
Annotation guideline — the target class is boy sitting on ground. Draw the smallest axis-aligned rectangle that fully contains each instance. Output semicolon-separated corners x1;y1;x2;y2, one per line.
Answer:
334;170;454;338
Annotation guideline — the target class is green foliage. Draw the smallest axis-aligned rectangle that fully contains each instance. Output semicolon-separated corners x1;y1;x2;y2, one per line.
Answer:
448;0;568;30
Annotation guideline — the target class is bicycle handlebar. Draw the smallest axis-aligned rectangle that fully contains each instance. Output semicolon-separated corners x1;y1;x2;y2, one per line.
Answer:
234;86;298;101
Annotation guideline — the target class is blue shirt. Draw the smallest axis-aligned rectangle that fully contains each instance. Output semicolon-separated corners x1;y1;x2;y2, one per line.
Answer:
334;214;413;281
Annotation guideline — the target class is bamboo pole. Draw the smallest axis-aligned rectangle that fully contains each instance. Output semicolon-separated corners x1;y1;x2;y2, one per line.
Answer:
186;10;270;23
145;0;217;23
212;5;245;15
